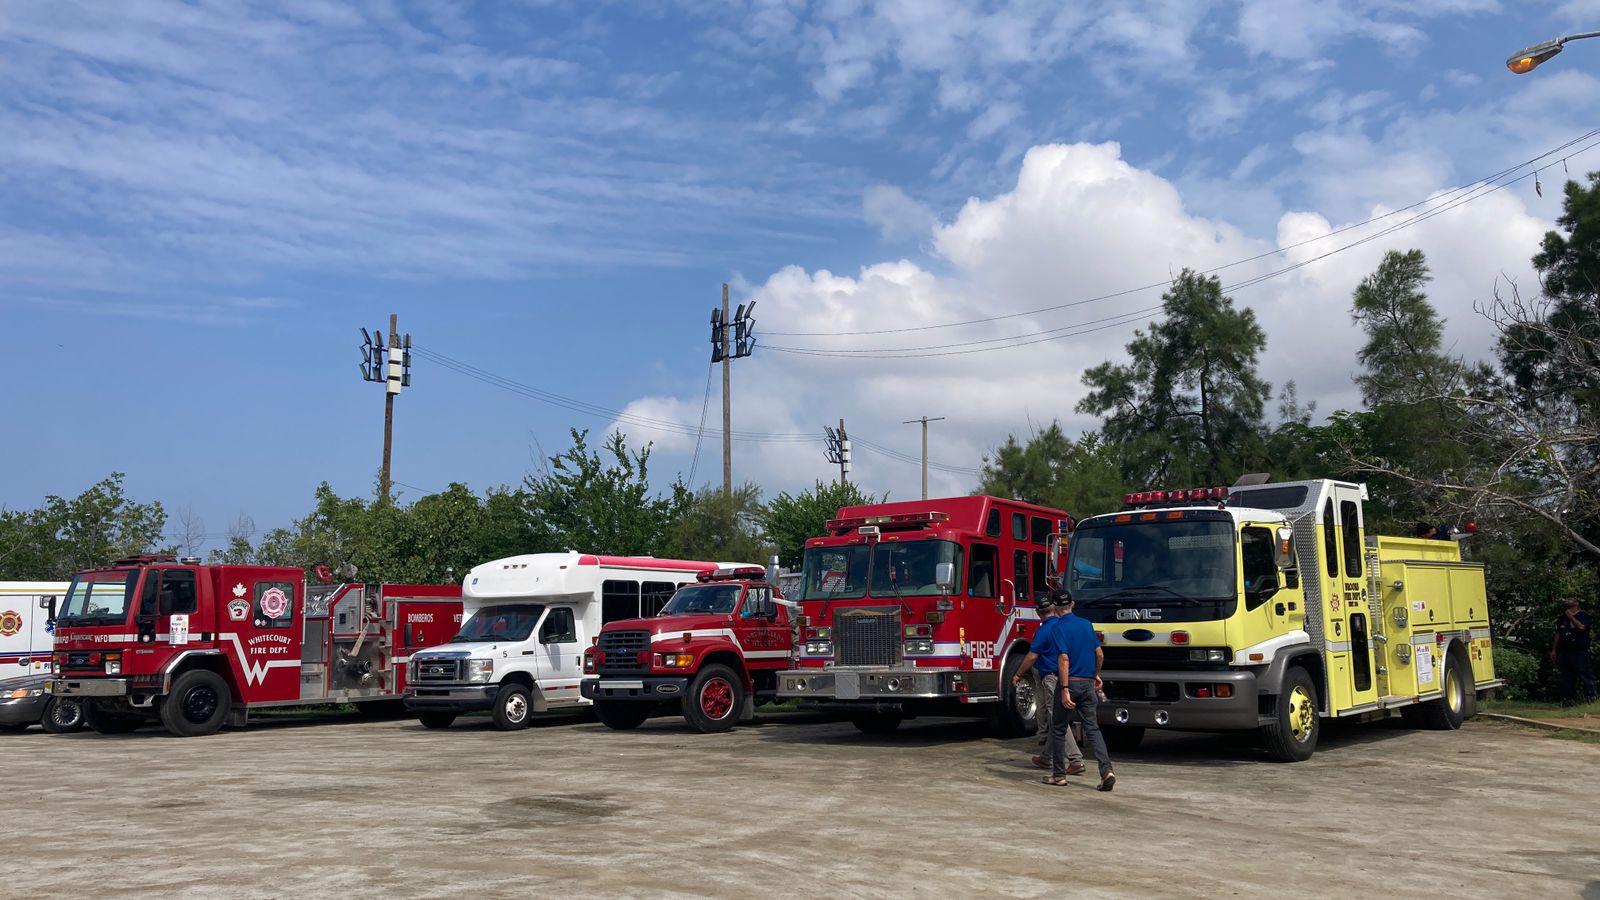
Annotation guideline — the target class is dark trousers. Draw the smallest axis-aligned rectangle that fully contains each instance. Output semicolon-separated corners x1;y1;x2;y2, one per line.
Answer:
1051;678;1111;778
1556;650;1597;705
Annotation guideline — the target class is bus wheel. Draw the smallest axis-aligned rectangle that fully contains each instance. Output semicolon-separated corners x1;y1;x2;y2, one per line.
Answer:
594;700;651;731
1419;654;1467;731
989;652;1038;738
851;712;903;734
683;665;744;733
159;670;230;737
42;697;86;734
1261;667;1320;762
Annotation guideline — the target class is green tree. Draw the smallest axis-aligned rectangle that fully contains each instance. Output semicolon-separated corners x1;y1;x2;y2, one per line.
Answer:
1351;249;1454;405
1077;270;1270;485
667;484;769;563
764;480;878;568
0;473;168;579
978;424;1127;516
522;429;689;556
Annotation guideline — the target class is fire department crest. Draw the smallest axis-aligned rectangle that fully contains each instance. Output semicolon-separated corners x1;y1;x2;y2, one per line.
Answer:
259;587;290;619
0;610;21;637
227;598;250;621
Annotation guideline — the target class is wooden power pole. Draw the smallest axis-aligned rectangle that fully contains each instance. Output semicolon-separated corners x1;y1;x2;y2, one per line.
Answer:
721;283;732;496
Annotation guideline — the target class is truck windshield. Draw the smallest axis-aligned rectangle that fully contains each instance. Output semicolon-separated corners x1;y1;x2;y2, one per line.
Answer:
1067;520;1237;619
662;584;740;615
869;540;961;596
797;540;961;600
57;571;137;625
452;604;544;642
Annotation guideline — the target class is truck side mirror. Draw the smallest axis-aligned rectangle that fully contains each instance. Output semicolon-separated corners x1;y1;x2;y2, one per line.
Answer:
39;595;57;624
935;562;955;594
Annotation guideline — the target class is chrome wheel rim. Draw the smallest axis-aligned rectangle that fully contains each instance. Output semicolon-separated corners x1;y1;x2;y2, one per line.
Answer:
1288;685;1315;742
505;693;528;723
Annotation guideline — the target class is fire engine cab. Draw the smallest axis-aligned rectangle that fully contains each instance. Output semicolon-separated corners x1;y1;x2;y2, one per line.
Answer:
46;555;462;737
1066;477;1502;761
778;496;1073;735
581;565;790;733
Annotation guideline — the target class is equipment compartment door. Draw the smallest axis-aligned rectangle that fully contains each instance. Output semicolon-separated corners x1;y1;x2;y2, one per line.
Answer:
223;573;305;703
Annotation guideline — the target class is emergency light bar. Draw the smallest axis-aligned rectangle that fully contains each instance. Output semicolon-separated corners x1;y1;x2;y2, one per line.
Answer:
698;566;768;582
825;511;950;532
1122;487;1229;509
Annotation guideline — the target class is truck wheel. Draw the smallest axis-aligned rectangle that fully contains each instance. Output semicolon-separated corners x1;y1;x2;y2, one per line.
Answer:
1261;666;1320;762
353;699;407;718
418;711;456;729
683;664;744;733
1418;653;1467;731
851;712;903;734
594;700;651;731
159;669;230;737
492;683;533;731
1101;724;1145;752
989;652;1038;738
86;704;143;735
42;697;86;734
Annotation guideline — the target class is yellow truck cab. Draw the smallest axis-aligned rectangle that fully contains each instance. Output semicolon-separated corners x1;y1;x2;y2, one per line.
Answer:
1064;477;1501;761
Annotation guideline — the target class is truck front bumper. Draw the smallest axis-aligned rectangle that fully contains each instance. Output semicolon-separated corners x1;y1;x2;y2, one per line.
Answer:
581;676;689;702
1097;668;1261;731
777;667;996;702
404;684;499;713
47;677;130;698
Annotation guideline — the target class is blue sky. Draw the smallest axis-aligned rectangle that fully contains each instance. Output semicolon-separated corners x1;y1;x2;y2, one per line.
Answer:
3;0;1599;550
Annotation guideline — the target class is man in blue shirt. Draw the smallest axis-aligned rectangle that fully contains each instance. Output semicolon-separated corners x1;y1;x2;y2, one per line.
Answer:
1010;595;1079;773
1043;591;1115;791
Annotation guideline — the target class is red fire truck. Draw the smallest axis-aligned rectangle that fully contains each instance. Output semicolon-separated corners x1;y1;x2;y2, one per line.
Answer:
581;565;791;733
777;496;1073;734
46;555;461;736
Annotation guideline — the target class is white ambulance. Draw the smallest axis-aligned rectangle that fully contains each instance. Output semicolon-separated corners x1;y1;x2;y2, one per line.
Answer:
0;581;85;733
404;553;724;731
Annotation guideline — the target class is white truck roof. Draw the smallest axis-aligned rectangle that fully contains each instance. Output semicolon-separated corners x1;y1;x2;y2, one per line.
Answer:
462;552;721;603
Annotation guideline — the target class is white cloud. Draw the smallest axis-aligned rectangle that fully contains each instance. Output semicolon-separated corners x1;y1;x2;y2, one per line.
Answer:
613;139;1555;502
862;184;935;242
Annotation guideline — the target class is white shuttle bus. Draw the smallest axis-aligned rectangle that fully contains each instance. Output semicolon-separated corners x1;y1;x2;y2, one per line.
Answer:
403;553;720;731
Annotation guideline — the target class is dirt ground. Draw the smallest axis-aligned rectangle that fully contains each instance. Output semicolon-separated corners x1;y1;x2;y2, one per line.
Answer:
3;711;1597;898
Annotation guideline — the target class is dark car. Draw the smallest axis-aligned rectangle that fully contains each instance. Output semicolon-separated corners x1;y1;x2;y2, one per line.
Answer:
0;674;85;734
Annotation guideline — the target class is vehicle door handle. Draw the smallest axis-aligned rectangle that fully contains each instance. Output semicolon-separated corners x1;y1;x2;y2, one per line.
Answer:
1274;602;1286;615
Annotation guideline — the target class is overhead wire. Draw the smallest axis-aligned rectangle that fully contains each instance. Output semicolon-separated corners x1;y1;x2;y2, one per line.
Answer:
761;126;1600;343
686;361;714;485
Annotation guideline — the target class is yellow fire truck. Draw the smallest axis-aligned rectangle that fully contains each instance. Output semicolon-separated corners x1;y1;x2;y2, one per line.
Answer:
1062;477;1501;761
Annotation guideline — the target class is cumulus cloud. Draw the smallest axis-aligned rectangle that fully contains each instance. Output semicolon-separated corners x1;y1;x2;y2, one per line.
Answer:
611;140;1553;502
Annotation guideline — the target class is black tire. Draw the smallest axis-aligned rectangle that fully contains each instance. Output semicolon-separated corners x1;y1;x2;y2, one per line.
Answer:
492;683;533;731
86;705;143;735
41;697;86;734
594;700;652;731
850;712;904;734
682;664;745;733
1101;724;1145;752
1261;666;1320;762
989;652;1040;738
418;711;457;729
1418;652;1468;731
159;669;231;737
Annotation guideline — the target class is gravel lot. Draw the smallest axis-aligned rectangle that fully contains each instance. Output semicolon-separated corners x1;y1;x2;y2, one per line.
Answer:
3;711;1596;898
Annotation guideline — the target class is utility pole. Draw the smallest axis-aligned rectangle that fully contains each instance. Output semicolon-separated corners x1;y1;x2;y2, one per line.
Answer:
360;315;411;505
824;419;851;484
721;284;731;496
902;415;945;500
708;284;756;496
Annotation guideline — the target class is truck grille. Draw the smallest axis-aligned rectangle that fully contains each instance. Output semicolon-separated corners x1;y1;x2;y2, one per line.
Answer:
1103;646;1228;671
597;630;650;675
835;607;900;667
1103;679;1180;703
412;658;463;683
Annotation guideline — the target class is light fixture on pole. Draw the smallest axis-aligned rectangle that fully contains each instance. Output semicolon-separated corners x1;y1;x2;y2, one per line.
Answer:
1507;31;1600;74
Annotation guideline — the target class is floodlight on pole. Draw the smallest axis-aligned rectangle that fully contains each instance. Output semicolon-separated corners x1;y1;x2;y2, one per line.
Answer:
1506;31;1600;74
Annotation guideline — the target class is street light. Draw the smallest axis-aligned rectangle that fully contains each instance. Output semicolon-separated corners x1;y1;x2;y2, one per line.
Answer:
1507;31;1600;74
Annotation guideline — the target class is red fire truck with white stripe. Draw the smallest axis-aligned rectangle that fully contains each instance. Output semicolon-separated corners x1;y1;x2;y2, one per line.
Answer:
46;555;461;736
777;496;1073;734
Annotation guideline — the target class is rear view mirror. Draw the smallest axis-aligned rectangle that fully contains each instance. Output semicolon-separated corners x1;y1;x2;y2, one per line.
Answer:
39;595;57;624
1275;527;1297;571
935;562;955;594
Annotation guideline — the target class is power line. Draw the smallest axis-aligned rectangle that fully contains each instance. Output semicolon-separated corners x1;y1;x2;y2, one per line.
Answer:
687;361;714;485
760;130;1600;359
762;126;1600;341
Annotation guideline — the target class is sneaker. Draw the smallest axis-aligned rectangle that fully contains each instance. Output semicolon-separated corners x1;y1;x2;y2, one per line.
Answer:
1097;771;1116;792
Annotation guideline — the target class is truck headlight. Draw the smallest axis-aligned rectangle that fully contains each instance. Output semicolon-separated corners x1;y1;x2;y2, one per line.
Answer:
466;659;494;683
1188;648;1226;663
803;641;832;656
903;639;934;655
657;653;694;668
104;651;123;675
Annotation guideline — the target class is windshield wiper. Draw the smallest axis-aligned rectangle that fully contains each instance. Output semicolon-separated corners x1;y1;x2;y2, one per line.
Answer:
1084;585;1201;607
